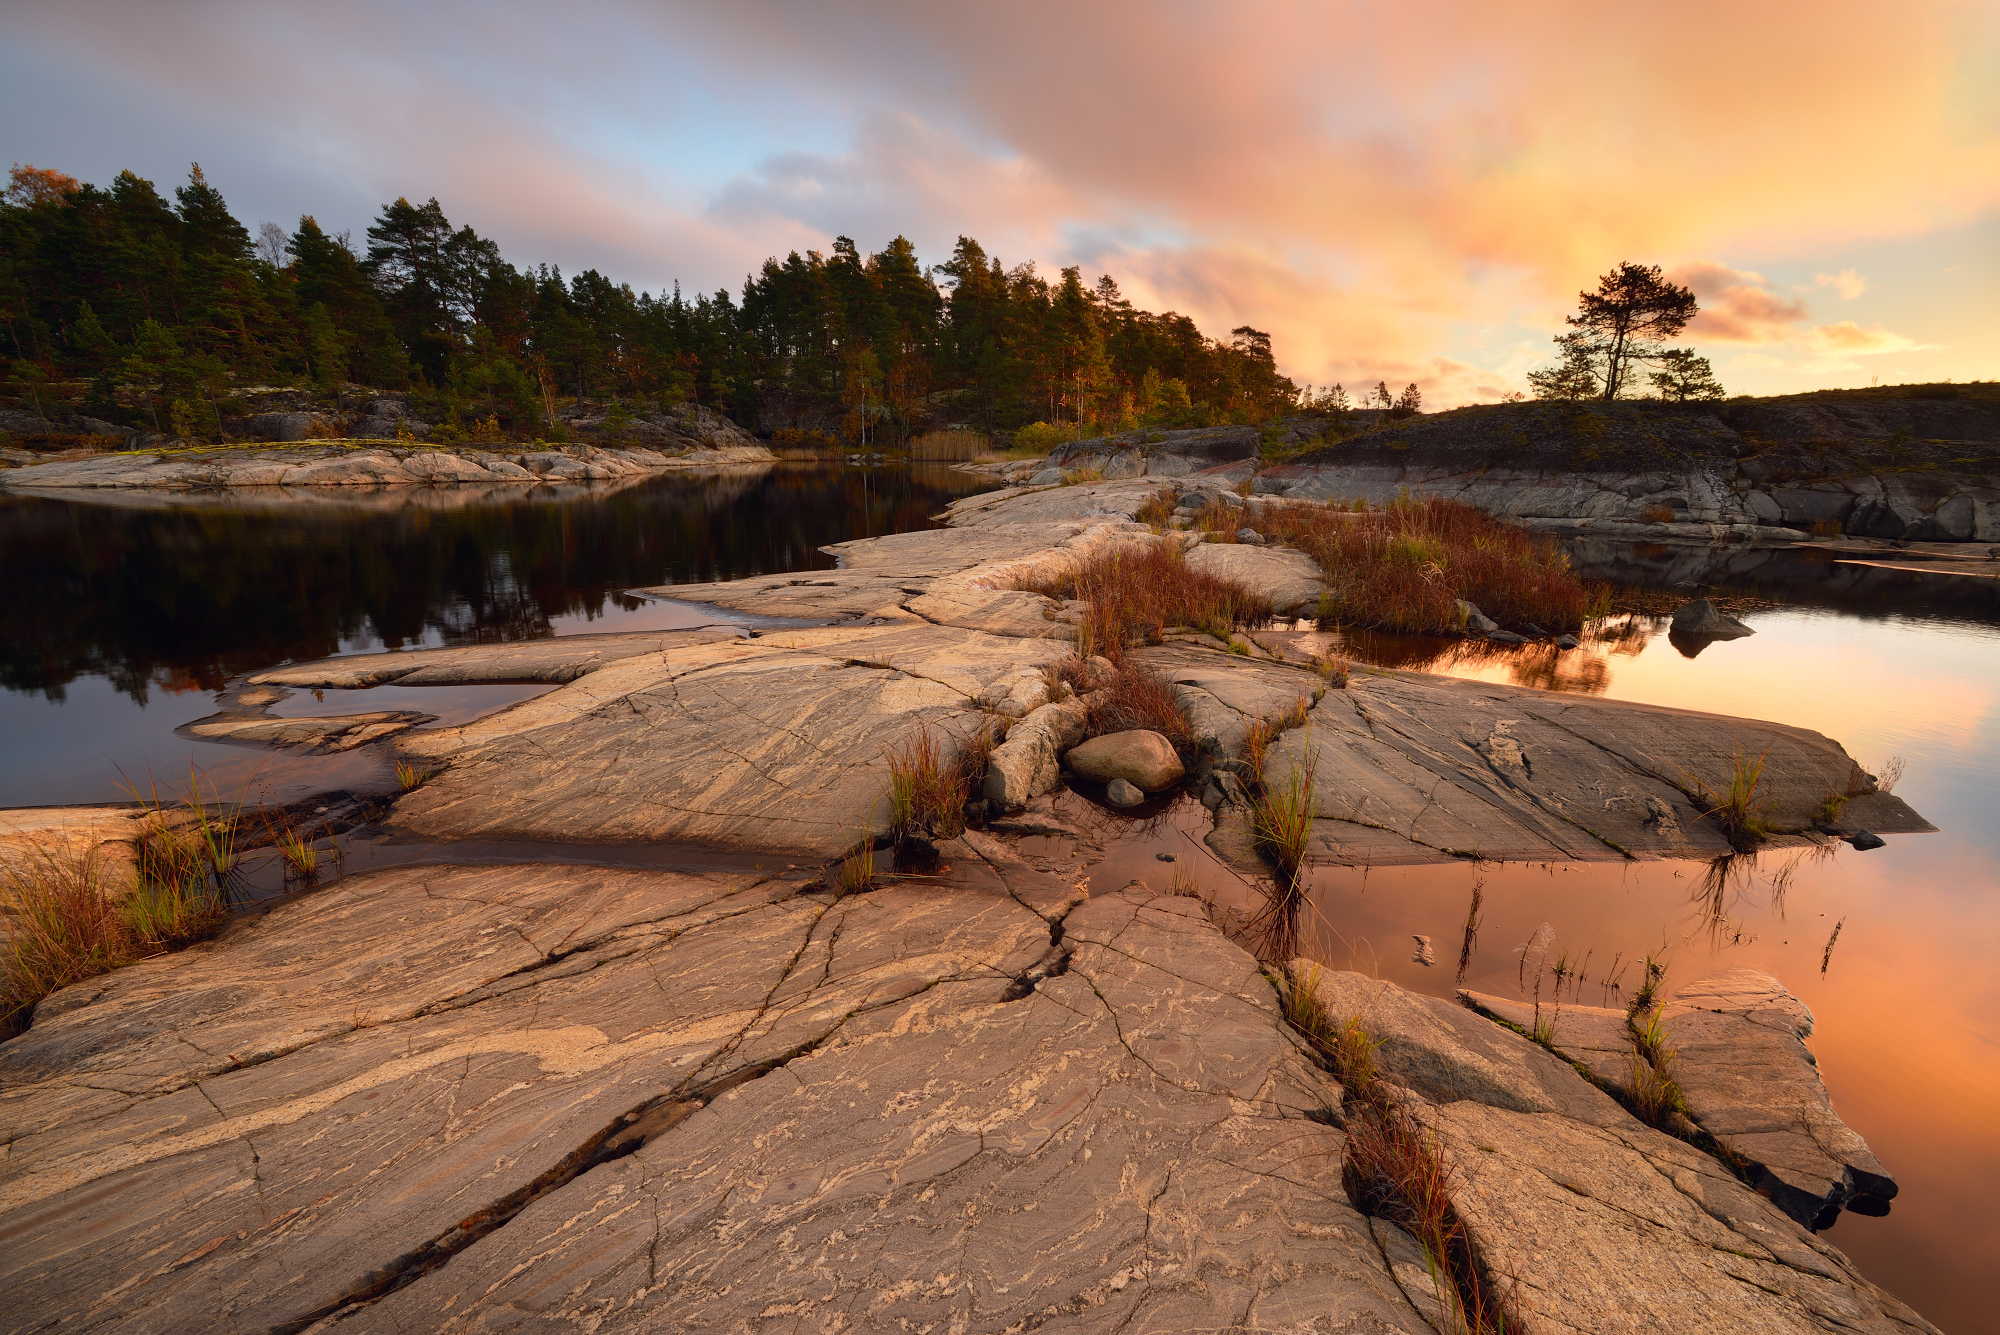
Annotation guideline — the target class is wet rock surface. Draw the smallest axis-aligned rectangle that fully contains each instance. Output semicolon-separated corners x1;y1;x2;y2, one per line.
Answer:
1460;969;1898;1230
1663;969;1898;1226
181;709;434;752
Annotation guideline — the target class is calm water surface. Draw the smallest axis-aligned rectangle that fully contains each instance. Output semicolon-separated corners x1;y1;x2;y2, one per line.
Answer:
0;464;993;805
3;487;1996;1330
1082;549;2000;1334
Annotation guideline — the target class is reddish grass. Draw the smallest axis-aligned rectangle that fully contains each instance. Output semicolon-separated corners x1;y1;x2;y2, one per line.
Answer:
1250;496;1604;634
1134;485;1177;531
1011;539;1274;655
1080;659;1196;752
887;721;1003;840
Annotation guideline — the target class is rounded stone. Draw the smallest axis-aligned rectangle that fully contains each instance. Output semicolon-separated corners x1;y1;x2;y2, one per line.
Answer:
1105;778;1144;807
1064;730;1186;792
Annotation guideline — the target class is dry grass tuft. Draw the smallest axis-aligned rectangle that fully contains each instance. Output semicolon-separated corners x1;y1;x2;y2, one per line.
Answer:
1250;496;1602;634
1682;746;1773;850
1079;659;1196;753
1252;741;1318;924
395;761;431;793
1012;539;1273;658
1;850;132;1034
1282;965;1522;1333
1134;485;1178;531
837;839;879;896
1621;1006;1693;1135
887;720;1006;842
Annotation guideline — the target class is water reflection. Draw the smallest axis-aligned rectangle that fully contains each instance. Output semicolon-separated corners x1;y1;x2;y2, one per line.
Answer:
0;464;993;706
0;464;998;805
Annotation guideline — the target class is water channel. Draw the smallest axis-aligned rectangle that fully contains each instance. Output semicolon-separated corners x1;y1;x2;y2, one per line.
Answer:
2;469;1995;1331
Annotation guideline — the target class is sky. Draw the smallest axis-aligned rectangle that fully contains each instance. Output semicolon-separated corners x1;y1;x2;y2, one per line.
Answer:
3;0;1996;407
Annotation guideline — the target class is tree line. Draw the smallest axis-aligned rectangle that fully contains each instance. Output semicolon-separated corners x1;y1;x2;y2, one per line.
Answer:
0;162;1314;443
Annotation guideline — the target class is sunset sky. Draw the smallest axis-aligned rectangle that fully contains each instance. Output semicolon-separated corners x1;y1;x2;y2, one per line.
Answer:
5;0;1996;406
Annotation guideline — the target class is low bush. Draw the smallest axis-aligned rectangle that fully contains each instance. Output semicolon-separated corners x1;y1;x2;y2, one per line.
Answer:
1008;422;1069;454
1010;539;1274;656
1249;496;1602;634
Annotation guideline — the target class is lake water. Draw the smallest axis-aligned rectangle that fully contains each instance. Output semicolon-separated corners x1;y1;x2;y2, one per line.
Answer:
1080;547;2000;1334
0;464;994;806
2;480;1994;1330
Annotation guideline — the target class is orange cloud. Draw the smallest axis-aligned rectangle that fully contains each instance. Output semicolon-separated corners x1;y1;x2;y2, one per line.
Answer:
3;0;1995;404
1674;263;1810;344
1809;322;1931;355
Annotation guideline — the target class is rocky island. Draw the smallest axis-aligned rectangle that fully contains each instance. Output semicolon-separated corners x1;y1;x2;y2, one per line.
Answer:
0;473;1939;1334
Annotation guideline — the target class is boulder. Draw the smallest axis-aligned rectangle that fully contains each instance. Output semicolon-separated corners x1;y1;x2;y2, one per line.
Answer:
983;698;1092;809
1671;598;1755;638
1182;541;1328;618
1063;729;1186;791
1454;599;1498;633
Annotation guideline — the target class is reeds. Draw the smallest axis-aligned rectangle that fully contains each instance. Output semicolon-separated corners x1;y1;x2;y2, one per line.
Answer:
906;429;990;461
1009;539;1274;657
395;761;431;792
1250;495;1601;634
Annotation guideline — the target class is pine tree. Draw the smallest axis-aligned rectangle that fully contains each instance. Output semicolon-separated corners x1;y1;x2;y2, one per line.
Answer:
1649;349;1726;402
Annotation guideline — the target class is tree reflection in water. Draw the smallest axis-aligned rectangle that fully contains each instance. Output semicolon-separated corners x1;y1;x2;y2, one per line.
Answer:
1;464;995;706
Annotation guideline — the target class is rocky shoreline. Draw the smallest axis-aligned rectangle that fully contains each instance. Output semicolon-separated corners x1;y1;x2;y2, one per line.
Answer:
0;472;1941;1332
1028;395;2000;545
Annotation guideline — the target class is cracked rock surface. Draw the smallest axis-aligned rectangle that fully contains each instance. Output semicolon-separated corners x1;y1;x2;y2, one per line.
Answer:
1;862;1436;1335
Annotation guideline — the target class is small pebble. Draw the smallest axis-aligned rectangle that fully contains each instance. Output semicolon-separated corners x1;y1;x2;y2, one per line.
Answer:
1155;852;1176;862
1848;830;1885;851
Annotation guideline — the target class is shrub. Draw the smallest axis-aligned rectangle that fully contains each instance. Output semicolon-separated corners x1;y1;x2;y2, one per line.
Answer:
1010;539;1273;656
1008;422;1069;455
1250;496;1600;634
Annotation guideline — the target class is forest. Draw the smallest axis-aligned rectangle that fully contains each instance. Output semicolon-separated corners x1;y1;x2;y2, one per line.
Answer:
0;162;1313;445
